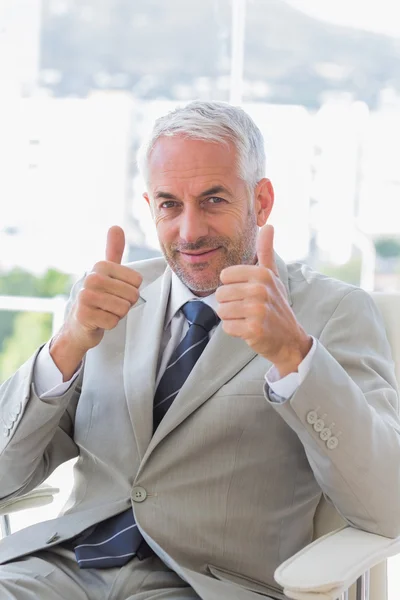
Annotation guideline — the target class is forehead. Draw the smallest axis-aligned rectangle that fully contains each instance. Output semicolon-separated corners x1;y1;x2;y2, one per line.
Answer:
147;136;240;189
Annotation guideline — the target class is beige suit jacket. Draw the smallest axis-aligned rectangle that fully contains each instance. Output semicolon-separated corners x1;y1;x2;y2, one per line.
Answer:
0;256;399;599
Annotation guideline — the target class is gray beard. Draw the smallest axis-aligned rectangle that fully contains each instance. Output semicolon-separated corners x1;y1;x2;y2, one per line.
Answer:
162;216;259;294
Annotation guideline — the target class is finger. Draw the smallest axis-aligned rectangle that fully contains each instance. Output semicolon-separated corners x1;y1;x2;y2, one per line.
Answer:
80;307;121;332
221;318;259;339
256;224;279;276
216;282;268;304
85;272;141;305
79;289;132;319
220;264;273;286
92;261;143;289
105;225;125;264
217;301;267;321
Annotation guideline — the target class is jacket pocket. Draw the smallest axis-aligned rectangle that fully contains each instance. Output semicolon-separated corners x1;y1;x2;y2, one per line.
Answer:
207;564;285;599
214;379;266;397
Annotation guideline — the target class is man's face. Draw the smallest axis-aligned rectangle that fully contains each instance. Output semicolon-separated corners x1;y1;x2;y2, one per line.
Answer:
144;136;273;296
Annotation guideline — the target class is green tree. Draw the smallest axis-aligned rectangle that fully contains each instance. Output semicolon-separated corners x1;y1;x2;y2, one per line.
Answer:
318;257;362;286
0;312;53;382
374;238;400;258
0;268;72;383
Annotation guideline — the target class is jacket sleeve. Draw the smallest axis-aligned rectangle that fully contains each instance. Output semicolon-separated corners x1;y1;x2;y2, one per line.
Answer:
267;288;400;538
0;277;84;501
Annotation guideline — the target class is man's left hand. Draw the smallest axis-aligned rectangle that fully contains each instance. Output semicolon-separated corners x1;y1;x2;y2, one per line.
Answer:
216;224;312;377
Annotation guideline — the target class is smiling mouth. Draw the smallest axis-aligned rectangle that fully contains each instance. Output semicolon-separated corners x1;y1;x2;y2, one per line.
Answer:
180;248;221;262
182;248;218;255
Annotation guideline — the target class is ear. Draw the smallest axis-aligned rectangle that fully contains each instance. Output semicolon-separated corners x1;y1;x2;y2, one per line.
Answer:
143;192;155;217
254;178;274;227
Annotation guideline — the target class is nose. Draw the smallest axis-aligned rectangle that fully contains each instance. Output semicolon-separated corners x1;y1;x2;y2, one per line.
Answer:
179;204;209;243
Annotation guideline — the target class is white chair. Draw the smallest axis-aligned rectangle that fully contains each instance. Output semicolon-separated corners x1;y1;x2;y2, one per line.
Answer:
275;292;400;600
0;485;59;538
1;293;399;600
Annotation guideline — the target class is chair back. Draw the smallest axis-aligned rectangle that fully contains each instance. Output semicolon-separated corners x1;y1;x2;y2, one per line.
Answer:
313;291;400;600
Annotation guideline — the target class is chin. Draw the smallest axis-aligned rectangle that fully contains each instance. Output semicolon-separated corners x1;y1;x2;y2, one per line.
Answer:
186;277;219;294
179;269;220;294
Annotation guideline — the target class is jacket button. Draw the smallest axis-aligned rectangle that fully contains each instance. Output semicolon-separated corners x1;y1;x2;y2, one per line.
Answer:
306;410;318;425
327;436;339;450
320;427;331;441
132;486;147;503
313;419;325;432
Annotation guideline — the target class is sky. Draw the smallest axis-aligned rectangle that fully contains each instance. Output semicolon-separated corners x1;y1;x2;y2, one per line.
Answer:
286;0;400;37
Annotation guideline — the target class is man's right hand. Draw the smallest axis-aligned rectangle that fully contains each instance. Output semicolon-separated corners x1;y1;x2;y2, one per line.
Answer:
50;226;143;381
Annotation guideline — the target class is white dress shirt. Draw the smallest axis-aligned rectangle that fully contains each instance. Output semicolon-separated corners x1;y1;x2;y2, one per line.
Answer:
33;271;316;400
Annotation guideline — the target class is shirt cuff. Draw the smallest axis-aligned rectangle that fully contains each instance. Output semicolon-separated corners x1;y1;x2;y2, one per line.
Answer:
265;337;316;401
33;340;82;398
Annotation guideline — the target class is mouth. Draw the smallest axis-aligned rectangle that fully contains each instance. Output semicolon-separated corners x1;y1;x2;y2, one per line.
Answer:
180;247;221;263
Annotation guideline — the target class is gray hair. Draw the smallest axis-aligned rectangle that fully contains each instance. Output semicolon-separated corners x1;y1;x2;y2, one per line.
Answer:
137;100;266;190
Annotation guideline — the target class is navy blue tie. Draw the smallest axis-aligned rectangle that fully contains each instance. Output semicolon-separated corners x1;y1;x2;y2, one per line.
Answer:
153;301;219;430
73;301;219;568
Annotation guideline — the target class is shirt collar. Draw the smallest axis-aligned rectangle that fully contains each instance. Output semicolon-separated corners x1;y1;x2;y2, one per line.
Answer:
165;271;219;329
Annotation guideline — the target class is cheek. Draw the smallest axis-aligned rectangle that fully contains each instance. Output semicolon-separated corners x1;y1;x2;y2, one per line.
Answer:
214;208;249;234
155;217;177;247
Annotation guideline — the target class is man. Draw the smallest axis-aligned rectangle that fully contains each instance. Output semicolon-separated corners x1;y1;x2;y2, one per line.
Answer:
0;100;399;600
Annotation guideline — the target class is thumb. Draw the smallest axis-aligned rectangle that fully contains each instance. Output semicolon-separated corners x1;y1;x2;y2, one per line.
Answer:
105;225;125;264
256;224;278;276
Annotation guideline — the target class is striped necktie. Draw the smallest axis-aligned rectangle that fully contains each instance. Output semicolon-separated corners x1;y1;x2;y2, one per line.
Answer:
153;300;219;430
73;300;219;569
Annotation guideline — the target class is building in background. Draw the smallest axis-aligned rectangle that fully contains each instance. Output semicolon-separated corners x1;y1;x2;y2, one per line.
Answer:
246;103;313;262
0;0;42;96
358;104;400;238
0;92;148;274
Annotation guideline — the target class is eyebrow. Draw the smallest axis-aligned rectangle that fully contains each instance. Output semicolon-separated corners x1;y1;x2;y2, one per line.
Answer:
154;185;233;201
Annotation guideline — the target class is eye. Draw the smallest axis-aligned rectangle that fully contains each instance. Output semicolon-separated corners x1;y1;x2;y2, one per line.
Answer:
160;201;178;209
207;196;225;205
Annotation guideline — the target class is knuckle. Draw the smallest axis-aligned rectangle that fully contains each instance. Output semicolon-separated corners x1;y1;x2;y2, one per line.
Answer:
219;267;232;284
92;260;108;273
84;272;94;286
215;287;223;302
219;272;227;284
104;314;119;330
75;304;92;326
117;299;131;317
78;288;94;305
218;307;227;320
130;289;140;305
85;272;104;288
216;287;230;303
128;268;142;286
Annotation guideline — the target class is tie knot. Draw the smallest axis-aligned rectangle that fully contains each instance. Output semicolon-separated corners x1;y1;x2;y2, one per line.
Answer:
182;301;219;333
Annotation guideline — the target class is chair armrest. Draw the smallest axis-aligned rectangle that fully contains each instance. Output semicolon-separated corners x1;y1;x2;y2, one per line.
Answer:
274;526;400;600
0;485;60;517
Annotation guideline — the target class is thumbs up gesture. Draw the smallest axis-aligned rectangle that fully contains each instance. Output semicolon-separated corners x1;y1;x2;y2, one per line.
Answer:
216;225;312;377
51;226;142;380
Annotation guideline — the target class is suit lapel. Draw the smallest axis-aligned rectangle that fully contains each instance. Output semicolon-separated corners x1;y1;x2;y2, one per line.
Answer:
134;252;291;461
123;268;171;460
144;324;259;457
